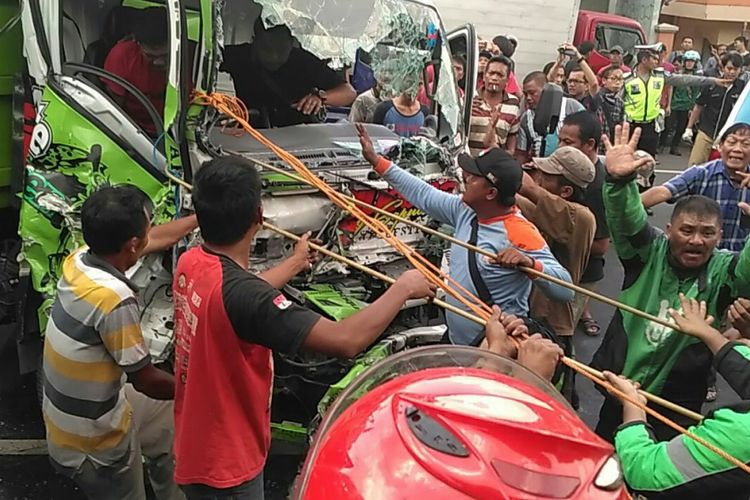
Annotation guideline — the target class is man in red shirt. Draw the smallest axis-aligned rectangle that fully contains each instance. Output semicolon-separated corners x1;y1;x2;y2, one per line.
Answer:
104;7;167;136
172;156;436;498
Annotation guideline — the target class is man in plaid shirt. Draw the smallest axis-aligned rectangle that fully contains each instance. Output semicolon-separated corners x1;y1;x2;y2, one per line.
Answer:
641;122;750;251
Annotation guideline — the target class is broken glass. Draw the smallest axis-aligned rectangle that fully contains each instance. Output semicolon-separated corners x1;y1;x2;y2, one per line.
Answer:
219;0;462;137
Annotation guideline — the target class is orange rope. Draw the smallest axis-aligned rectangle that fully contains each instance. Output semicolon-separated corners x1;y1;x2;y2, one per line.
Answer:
191;91;750;476
574;365;750;475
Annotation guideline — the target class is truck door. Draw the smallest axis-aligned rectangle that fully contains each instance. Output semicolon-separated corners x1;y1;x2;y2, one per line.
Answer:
447;23;477;149
17;0;183;340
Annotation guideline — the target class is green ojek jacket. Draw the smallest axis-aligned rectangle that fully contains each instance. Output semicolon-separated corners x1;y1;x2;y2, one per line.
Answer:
615;342;750;498
591;176;750;413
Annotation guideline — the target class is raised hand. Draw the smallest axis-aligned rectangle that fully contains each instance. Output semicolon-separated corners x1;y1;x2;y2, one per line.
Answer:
668;293;716;339
355;123;380;167
602;123;652;178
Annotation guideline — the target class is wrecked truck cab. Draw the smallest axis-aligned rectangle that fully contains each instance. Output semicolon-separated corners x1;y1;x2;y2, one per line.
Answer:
11;0;477;451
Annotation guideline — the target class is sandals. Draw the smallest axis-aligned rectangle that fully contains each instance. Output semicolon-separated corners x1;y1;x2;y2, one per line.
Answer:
580;317;601;336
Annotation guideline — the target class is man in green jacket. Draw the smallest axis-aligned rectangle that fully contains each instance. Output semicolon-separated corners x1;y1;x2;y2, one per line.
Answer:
591;123;750;442
604;294;750;499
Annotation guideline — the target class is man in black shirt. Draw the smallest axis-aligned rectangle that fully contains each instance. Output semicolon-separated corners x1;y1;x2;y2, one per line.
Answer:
686;52;748;165
222;20;355;127
558;111;609;336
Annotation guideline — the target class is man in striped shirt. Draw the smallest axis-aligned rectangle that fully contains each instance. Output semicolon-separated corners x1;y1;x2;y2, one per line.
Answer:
469;55;521;156
42;185;185;500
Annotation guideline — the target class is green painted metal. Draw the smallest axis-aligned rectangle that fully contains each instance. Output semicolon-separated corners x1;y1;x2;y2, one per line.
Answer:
0;0;23;209
18;85;174;329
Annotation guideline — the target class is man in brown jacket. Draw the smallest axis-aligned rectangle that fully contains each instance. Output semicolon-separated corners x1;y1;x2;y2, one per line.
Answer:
516;146;596;404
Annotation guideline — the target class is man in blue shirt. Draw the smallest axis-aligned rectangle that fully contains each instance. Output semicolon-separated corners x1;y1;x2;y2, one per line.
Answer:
356;124;574;346
641;122;750;252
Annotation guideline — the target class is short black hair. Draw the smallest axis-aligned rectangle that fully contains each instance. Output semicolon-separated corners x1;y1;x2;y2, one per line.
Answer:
193;156;263;245
637;50;654;65
671;195;722;225
735;36;748;46
563;111;602;149
565;62;583;78
133;7;168;47
720;122;750;141
682;35;694;42
523;71;547;86
81;185;152;256
486;55;512;72
722;51;744;68
556;177;586;204
601;65;623;80
479;50;494;60
578;40;595;55
452;54;466;68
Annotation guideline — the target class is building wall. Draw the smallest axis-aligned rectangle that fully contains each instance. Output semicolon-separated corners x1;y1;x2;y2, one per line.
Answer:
661;14;745;58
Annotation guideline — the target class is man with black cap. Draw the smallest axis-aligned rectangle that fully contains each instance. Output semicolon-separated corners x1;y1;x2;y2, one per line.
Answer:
356;124;574;346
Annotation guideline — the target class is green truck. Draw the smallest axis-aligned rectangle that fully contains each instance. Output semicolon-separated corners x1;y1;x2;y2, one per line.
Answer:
0;0;478;453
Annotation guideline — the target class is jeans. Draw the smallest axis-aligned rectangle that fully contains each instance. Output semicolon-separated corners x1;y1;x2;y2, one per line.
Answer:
182;474;264;500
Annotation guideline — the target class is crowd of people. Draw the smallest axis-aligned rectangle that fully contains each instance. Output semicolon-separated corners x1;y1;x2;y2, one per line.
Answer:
40;15;750;500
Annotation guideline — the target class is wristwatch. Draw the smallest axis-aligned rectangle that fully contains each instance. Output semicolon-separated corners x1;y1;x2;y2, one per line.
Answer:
312;88;328;103
577;56;585;63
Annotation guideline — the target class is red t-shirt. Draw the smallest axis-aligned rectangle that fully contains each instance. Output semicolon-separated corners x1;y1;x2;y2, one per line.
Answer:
103;39;166;135
172;247;320;488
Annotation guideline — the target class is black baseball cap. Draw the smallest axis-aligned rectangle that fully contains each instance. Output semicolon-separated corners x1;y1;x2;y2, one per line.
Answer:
458;148;523;201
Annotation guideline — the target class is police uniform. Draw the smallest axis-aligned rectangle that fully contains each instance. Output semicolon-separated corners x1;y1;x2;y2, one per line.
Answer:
623;44;715;161
622;66;665;156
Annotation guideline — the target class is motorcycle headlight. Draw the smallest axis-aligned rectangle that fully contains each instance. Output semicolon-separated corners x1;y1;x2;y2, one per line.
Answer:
594;455;625;491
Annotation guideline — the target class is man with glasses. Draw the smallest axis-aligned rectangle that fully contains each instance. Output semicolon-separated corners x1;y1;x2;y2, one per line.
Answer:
622;44;722;173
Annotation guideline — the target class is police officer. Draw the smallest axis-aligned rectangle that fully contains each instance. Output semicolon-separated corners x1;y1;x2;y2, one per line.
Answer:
623;43;723;160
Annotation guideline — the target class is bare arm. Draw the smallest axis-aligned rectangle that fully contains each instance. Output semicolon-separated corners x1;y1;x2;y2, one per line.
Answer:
505;133;518;155
580;58;599;95
302;271;436;358
143;214;198;255
640;186;672;209
325;82;357;107
687;104;703;129
258;233;316;289
130;363;175;400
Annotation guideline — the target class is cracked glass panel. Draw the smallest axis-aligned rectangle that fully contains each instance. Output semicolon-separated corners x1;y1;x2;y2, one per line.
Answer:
220;0;462;137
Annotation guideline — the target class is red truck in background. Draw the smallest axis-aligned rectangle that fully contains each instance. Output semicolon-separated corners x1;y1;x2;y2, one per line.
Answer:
575;10;648;72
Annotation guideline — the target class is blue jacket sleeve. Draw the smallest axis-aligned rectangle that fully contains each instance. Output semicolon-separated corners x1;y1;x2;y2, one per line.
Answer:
379;161;464;226
525;246;575;303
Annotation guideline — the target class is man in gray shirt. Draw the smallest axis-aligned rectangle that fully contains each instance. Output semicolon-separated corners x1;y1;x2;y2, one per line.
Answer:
515;71;584;163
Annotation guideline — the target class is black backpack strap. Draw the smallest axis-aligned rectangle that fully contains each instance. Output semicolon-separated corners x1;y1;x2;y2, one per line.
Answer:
468;216;494;307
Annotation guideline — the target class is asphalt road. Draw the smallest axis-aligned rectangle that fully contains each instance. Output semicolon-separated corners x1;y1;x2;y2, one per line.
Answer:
0;146;739;499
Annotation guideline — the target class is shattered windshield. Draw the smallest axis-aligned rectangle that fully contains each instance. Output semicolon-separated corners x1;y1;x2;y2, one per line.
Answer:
220;0;462;139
